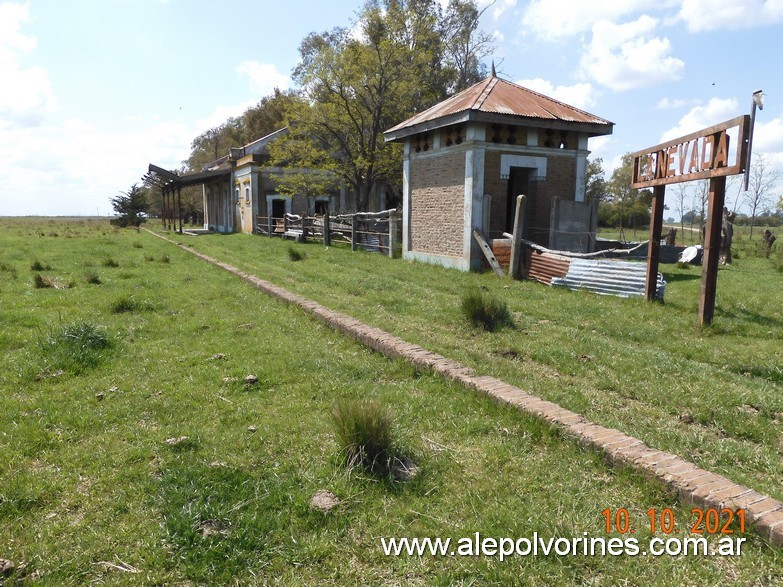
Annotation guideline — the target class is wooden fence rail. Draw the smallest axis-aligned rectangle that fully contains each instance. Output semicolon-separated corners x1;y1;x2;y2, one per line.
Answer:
256;209;400;258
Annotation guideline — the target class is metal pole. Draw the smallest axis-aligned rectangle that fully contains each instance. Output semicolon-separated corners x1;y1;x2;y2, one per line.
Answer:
744;90;763;192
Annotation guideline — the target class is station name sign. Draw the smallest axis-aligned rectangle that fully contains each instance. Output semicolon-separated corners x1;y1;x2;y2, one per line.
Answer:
631;115;750;189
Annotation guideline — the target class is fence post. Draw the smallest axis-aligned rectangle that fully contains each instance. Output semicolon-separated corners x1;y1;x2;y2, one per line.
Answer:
301;215;308;243
323;213;331;246
388;213;397;258
351;215;358;251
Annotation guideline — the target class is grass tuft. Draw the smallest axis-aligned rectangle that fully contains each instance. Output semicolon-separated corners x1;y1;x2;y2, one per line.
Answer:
159;254;171;263
0;261;17;279
330;399;405;479
102;257;119;268
460;288;513;332
36;320;112;375
33;273;68;289
110;294;153;314
30;260;52;271
132;242;144;249
287;246;306;262
83;270;101;285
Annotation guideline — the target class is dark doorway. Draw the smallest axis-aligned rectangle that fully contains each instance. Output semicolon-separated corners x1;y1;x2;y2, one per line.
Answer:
314;199;329;215
505;167;531;235
271;199;286;219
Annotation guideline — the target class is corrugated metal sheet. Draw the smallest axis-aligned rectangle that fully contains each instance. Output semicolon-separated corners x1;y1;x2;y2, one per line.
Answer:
526;252;571;285
386;76;613;136
551;259;666;301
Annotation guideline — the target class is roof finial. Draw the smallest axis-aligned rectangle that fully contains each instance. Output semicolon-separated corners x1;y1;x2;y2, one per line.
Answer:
490;60;496;78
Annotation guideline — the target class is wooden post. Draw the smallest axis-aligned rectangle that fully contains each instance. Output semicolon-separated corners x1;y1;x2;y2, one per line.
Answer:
509;194;526;279
351;216;358;251
645;185;666;300
323;213;331;246
301;215;308;243
267;213;272;237
177;187;183;233
388;213;397;258
699;176;727;325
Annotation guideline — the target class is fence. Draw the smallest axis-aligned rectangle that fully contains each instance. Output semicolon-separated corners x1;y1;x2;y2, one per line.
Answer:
256;209;401;257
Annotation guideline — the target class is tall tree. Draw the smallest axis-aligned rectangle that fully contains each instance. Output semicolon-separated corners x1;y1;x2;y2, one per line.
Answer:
110;184;148;227
273;0;490;211
584;157;607;202
743;154;781;239
441;0;493;93
603;153;652;238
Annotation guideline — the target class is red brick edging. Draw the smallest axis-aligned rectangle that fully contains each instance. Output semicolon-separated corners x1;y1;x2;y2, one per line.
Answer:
151;230;783;546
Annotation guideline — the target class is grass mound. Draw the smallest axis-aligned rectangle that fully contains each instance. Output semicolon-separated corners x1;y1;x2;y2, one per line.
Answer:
287;246;306;262
331;399;408;479
109;295;153;314
36;320;112;375
460;288;513;331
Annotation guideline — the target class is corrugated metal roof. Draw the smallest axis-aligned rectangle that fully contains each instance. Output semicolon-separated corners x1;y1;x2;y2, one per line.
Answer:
386;75;613;136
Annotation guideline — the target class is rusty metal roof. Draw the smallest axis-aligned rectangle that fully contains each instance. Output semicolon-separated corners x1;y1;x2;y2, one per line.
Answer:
385;75;613;140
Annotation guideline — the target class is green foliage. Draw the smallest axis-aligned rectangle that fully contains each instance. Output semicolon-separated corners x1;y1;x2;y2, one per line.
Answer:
461;288;513;331
330;399;403;478
102;257;119;268
36;320;112;375
268;0;492;211
598;152;653;231
110;183;148;228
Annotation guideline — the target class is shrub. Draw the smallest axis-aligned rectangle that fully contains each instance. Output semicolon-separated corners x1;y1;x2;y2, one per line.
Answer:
37;320;112;374
287;246;306;262
331;399;404;478
460;288;513;332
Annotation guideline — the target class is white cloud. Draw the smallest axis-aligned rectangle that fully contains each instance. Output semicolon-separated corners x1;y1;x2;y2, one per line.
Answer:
659;97;738;142
486;0;515;21
755;116;783;153
516;77;598;110
579;16;685;91
237;61;290;96
0;2;57;128
677;0;783;32
656;97;696;109
0;115;196;216
520;0;653;40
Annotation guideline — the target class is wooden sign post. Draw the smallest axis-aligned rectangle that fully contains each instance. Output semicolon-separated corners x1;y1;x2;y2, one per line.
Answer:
631;115;750;325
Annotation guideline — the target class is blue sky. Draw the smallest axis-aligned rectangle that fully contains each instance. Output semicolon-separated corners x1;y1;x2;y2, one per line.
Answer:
1;0;782;216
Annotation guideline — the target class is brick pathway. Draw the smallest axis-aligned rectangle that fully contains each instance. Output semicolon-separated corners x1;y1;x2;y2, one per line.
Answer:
152;230;783;546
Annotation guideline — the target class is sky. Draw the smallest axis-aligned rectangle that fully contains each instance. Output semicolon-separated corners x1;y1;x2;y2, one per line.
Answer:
1;0;782;217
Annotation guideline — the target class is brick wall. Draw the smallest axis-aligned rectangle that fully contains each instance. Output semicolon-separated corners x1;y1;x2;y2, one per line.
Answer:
409;151;465;257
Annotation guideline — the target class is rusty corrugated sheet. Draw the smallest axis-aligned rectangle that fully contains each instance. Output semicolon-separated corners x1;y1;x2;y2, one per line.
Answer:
526;251;571;285
386;76;613;135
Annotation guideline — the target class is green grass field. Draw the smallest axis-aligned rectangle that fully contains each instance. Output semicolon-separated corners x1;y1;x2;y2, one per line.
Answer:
2;218;783;585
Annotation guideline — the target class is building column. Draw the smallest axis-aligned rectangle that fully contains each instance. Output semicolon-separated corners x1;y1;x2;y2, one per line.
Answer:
464;146;486;271
401;141;411;254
